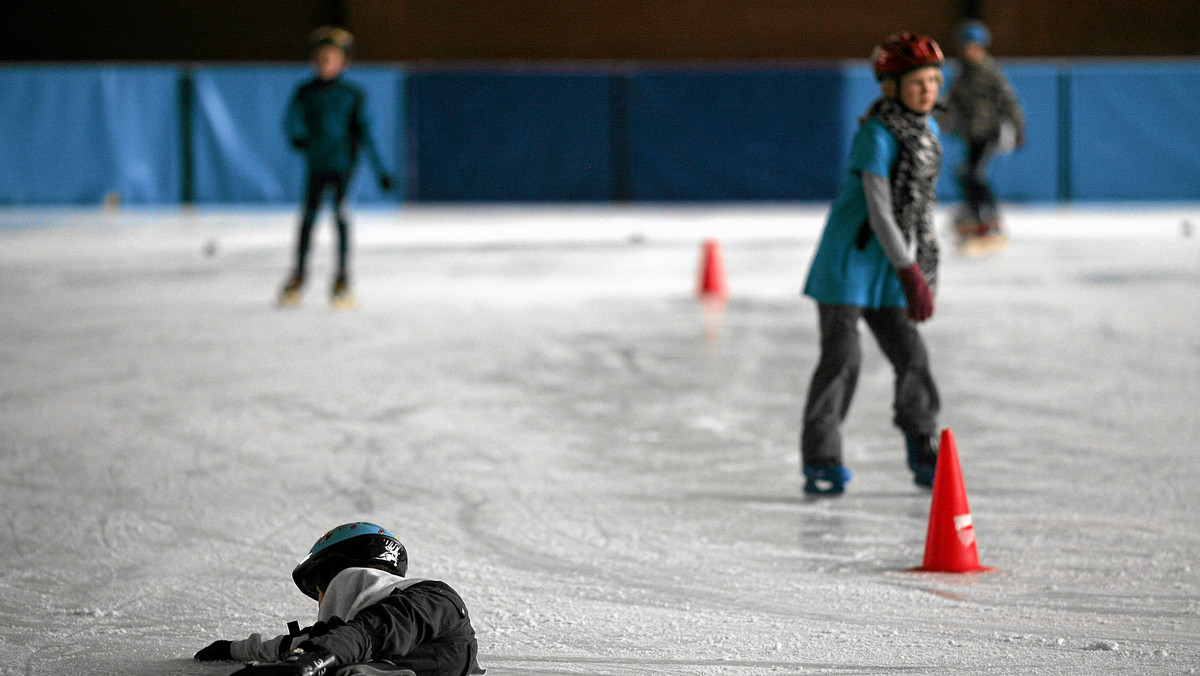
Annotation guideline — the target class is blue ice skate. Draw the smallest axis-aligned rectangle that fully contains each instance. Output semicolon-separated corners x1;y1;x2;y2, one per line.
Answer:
803;465;851;496
905;433;939;489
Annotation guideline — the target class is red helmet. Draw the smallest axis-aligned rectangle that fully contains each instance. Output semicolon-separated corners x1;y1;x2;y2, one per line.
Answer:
871;32;944;80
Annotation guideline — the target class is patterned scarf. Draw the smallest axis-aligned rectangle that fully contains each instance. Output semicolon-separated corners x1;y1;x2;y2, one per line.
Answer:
863;97;942;289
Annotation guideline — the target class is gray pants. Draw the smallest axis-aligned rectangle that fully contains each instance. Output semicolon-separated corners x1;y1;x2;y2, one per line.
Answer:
801;304;940;467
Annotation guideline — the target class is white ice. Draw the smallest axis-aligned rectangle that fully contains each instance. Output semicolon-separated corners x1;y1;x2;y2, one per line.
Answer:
1;204;1198;675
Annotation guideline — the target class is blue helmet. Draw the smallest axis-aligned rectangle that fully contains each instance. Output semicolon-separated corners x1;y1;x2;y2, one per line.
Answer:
292;522;407;600
956;20;992;48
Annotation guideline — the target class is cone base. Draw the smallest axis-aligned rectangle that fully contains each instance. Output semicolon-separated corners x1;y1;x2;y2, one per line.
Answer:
907;565;996;574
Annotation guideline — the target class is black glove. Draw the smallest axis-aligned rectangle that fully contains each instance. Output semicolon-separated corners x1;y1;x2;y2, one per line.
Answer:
378;173;394;192
193;639;233;661
229;649;338;676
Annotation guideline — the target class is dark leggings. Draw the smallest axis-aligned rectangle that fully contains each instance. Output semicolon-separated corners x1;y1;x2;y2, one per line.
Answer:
294;170;352;278
957;138;998;223
801;303;940;467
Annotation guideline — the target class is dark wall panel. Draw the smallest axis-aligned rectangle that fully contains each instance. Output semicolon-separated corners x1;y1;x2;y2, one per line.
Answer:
409;71;614;201
625;68;845;200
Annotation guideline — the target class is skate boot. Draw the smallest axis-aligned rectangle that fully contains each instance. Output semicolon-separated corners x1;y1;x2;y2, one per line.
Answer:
803;464;852;496
953;213;980;243
278;273;305;308
957;205;1008;256
905;433;939;488
331;273;357;311
980;219;1009;253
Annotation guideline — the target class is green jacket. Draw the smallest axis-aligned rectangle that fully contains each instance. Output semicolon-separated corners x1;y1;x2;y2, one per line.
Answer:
285;76;386;176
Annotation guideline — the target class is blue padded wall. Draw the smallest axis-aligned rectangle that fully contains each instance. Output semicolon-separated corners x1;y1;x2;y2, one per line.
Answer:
624;67;845;201
1068;63;1200;201
3;61;1200;206
191;66;402;204
409;70;613;201
0;66;182;205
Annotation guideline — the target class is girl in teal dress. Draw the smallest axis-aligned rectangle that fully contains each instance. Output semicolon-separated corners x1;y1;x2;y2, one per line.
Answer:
799;33;946;495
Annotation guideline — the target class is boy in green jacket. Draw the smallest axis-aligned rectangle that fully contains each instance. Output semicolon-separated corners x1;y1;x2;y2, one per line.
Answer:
279;27;393;310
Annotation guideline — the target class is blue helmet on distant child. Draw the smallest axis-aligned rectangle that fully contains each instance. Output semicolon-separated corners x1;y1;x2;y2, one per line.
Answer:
292;522;407;600
956;20;992;48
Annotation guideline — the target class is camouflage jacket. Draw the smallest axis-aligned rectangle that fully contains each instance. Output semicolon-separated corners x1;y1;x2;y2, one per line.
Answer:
940;56;1024;142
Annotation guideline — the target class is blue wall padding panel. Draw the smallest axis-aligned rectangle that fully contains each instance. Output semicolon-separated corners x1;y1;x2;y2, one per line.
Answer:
625;68;845;200
938;63;1061;203
4;61;1200;206
0;66;182;205
410;71;613;201
191;66;315;203
191;66;402;204
1069;63;1200;201
352;67;405;203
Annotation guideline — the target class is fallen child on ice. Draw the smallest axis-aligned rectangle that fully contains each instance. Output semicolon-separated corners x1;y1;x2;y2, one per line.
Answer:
194;522;485;676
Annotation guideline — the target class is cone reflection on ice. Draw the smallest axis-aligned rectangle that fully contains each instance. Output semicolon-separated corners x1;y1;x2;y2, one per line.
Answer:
696;238;729;300
913;429;992;573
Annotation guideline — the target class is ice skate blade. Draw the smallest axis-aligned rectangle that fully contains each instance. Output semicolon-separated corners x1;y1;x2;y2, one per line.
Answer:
803;480;846;497
278;291;303;309
331;294;358;311
958;234;1009;257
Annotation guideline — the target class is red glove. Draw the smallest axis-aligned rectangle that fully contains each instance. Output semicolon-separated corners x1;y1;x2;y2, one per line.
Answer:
897;264;934;322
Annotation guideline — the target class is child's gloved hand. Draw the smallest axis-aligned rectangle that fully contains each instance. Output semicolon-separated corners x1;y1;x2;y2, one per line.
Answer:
897;264;934;322
378;173;394;192
229;649;338;676
193;639;233;661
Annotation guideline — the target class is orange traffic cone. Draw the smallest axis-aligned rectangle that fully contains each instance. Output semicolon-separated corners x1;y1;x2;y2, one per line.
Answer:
912;429;992;573
697;238;729;300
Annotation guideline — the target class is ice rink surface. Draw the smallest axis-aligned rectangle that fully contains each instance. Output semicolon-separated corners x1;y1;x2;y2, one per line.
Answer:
1;204;1198;675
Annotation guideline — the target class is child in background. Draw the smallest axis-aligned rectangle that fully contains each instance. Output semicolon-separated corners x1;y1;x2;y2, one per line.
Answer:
798;33;945;495
279;27;394;310
940;19;1024;253
194;522;485;676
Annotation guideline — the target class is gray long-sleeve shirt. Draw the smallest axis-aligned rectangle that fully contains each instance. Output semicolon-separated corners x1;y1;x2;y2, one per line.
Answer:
862;171;916;270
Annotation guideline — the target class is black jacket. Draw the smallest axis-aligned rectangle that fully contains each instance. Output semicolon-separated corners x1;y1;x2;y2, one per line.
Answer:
307;580;484;676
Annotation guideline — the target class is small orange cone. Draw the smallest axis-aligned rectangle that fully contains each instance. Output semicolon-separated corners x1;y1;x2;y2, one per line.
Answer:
912;429;992;573
697;238;729;300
